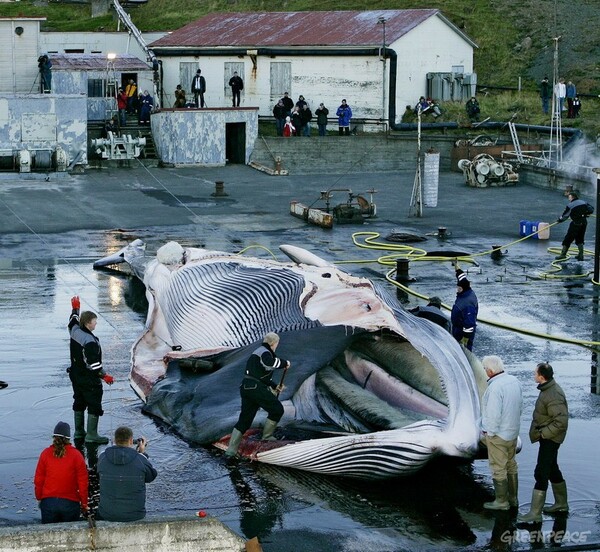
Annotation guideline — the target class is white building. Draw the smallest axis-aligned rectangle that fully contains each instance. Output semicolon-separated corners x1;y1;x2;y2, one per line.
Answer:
150;9;477;127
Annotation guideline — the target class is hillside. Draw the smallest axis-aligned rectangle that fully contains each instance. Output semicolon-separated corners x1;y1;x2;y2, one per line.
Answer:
2;0;599;93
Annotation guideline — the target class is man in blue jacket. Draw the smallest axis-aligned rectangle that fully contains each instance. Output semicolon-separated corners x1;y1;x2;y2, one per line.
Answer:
336;99;352;136
97;426;157;521
451;267;478;350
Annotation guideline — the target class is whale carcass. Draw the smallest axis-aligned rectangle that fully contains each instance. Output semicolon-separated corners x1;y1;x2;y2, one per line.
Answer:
94;240;483;479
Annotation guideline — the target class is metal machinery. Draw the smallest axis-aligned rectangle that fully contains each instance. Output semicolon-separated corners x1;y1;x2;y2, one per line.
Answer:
90;131;146;160
0;146;69;173
290;188;377;229
458;153;518;187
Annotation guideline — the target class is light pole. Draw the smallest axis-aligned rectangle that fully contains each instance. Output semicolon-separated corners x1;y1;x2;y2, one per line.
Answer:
377;16;387;128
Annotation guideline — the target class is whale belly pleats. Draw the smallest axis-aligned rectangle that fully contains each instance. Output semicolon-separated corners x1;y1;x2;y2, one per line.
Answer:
159;263;320;350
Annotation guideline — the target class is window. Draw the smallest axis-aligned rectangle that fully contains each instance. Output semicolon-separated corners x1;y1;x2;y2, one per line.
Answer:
88;79;104;98
270;62;291;104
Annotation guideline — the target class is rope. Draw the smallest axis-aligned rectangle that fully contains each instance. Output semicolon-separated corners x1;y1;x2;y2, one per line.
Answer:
348;230;600;350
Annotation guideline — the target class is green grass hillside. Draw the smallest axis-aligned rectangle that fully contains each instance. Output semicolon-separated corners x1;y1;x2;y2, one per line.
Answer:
2;0;599;135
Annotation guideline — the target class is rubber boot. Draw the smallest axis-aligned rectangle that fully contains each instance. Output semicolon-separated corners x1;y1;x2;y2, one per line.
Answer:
576;244;584;261
74;411;86;440
84;414;109;444
261;419;278;441
484;479;510;510
224;429;243;458
507;473;519;508
517;489;546;524
555;245;569;260
543;481;569;513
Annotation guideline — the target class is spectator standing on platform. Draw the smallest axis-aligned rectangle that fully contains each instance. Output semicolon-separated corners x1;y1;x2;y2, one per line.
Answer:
336;99;352;136
273;100;287;136
540;77;551;114
565;80;577;118
281;92;294;116
315;103;329;136
173;84;186;108
228;71;244;107
117;88;128;126
301;104;313;136
125;79;137;114
191;69;206;108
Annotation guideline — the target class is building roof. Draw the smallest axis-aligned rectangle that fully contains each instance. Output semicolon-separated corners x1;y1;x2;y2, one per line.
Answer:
151;9;475;49
49;53;152;71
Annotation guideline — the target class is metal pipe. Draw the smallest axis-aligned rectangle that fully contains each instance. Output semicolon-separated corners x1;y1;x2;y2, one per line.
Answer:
594;169;600;285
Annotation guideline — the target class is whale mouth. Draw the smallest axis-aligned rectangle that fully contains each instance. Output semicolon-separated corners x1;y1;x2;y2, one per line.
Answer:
292;333;449;435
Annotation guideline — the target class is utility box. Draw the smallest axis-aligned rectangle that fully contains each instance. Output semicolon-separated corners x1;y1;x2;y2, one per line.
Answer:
427;72;477;102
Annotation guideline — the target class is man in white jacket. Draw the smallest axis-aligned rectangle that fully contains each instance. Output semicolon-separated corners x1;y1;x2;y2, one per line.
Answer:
481;355;523;510
554;78;566;114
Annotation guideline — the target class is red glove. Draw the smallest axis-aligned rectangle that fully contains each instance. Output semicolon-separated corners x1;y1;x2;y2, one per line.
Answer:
102;374;114;385
71;296;80;310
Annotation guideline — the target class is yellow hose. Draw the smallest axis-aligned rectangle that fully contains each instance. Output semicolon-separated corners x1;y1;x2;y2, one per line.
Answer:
346;228;600;350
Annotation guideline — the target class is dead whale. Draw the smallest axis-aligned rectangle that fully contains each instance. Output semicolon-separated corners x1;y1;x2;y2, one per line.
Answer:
94;240;483;479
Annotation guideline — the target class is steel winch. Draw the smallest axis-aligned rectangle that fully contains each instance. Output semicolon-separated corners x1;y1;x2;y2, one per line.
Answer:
90;131;146;161
0;146;68;173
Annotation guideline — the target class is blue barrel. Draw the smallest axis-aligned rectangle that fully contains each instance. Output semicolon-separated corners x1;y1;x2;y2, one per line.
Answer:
519;220;550;239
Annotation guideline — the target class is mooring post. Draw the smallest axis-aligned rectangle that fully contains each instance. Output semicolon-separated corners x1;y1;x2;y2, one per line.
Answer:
211;180;229;197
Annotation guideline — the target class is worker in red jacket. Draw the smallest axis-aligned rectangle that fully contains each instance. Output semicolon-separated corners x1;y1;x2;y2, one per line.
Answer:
34;421;89;523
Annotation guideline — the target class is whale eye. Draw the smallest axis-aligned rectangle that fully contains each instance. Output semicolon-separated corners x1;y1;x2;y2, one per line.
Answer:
322;273;331;278
364;303;372;311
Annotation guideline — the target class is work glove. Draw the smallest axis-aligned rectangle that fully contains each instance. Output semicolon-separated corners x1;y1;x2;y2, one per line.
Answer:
102;374;114;385
71;295;80;310
460;337;469;347
276;384;286;394
556;217;564;223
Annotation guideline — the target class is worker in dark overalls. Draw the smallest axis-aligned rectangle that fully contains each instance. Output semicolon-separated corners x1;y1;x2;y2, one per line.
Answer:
225;333;291;458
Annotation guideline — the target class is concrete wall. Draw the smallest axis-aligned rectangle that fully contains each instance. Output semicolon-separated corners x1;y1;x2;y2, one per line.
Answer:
152;107;259;166
0;516;245;552
0;94;88;166
250;134;457;174
518;164;596;198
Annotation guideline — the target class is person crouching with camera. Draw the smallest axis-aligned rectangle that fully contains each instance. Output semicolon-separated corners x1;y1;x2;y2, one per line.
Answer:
96;426;157;521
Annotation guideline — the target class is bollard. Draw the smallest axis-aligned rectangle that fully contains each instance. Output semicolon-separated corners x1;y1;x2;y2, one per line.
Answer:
211;180;229;197
274;156;282;174
438;227;447;238
396;259;411;283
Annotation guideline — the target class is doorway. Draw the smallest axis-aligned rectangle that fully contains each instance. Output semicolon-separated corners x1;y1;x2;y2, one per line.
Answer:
226;122;246;164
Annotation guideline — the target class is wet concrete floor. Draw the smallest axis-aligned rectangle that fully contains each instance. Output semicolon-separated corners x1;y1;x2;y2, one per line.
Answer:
0;164;599;551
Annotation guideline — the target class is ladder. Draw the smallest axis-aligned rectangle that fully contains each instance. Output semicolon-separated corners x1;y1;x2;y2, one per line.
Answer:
508;122;523;162
105;59;119;124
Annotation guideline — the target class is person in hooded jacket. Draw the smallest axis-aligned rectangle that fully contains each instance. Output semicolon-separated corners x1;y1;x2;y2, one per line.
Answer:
451;267;478;351
34;421;89;523
97;426;157;522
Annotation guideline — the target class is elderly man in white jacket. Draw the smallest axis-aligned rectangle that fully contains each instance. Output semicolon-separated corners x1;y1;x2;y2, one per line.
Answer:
481;355;523;510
